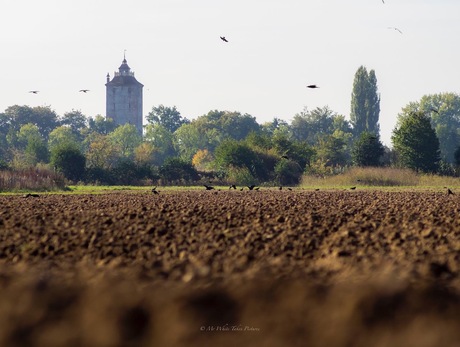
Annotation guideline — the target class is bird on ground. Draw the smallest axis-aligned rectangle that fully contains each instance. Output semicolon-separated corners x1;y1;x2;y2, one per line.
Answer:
229;184;237;190
307;85;319;89
240;187;244;191
151;186;160;195
247;185;256;191
315;188;320;191
79;89;90;93
279;186;283;191
444;187;454;195
350;187;356;190
388;27;403;34
287;188;293;191
220;36;228;42
22;193;39;198
29;90;39;94
255;187;260;191
204;185;215;190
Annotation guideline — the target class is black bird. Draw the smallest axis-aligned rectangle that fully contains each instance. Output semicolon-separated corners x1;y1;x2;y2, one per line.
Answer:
255;187;260;191
279;186;283;191
79;89;90;93
220;36;228;42
240;187;244;191
445;187;454;195
29;90;39;94
350;187;356;190
204;185;215;190
281;155;289;160
152;190;159;195
22;193;39;198
229;184;237;190
307;85;319;89
247;185;256;191
388;27;403;34
287;188;292;191
382;0;384;3
429;108;439;114
315;188;320;191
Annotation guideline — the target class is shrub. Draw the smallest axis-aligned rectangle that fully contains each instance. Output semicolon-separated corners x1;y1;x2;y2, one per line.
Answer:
50;143;86;181
159;157;199;183
275;160;303;185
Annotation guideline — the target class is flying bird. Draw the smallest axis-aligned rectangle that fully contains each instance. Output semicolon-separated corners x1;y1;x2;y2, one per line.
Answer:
388;27;403;34
79;89;90;93
29;90;39;94
382;0;385;3
220;36;228;42
247;185;256;191
307;85;319;89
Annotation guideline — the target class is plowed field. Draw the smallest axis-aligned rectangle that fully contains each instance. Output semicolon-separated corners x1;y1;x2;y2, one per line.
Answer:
0;190;459;347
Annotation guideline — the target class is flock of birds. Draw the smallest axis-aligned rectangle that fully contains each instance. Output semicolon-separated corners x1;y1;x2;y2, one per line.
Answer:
148;186;456;195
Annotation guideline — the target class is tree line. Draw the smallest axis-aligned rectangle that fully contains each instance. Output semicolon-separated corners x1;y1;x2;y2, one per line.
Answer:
1;66;460;186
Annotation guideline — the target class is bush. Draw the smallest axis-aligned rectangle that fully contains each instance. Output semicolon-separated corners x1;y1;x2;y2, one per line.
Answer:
275;160;303;185
50;143;86;181
226;166;258;186
159;157;199;183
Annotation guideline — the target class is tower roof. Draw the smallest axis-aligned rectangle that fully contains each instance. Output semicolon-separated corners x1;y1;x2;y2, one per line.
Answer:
106;57;143;87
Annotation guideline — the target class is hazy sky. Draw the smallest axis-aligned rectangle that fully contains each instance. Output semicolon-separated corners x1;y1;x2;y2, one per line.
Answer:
2;0;460;145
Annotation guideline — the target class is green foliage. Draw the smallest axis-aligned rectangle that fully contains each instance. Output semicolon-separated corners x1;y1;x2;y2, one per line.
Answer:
24;138;49;166
454;146;460;166
48;126;80;152
314;134;349;167
291;106;336;144
87;115;117;135
352;131;385;166
108;124;142;158
159;157;199;182
275;160;303;185
146;105;190;133
214;139;257;171
392;112;441;173
350;66;380;137
3;105;59;141
50;143;86;181
225;166;257;186
144;124;177;164
399;93;460;163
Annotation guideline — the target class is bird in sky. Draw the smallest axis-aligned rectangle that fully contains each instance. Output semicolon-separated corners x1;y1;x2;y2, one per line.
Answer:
220;36;228;42
29;90;39;94
382;0;385;3
79;89;90;93
388;27;403;34
307;85;319;89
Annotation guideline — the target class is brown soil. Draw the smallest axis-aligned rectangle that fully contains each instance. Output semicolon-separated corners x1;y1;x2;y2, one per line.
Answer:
0;190;459;347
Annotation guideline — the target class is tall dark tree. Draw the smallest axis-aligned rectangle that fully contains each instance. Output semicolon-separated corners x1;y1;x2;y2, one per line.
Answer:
392;112;440;173
146;105;189;133
350;66;380;137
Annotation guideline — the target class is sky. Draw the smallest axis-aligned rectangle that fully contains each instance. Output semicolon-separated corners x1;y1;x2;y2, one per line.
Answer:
1;0;460;146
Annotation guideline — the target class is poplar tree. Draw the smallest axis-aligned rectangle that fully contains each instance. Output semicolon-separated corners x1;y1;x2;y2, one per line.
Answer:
350;66;380;137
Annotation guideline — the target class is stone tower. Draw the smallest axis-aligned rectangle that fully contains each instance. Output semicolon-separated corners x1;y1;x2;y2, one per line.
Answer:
105;56;144;134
